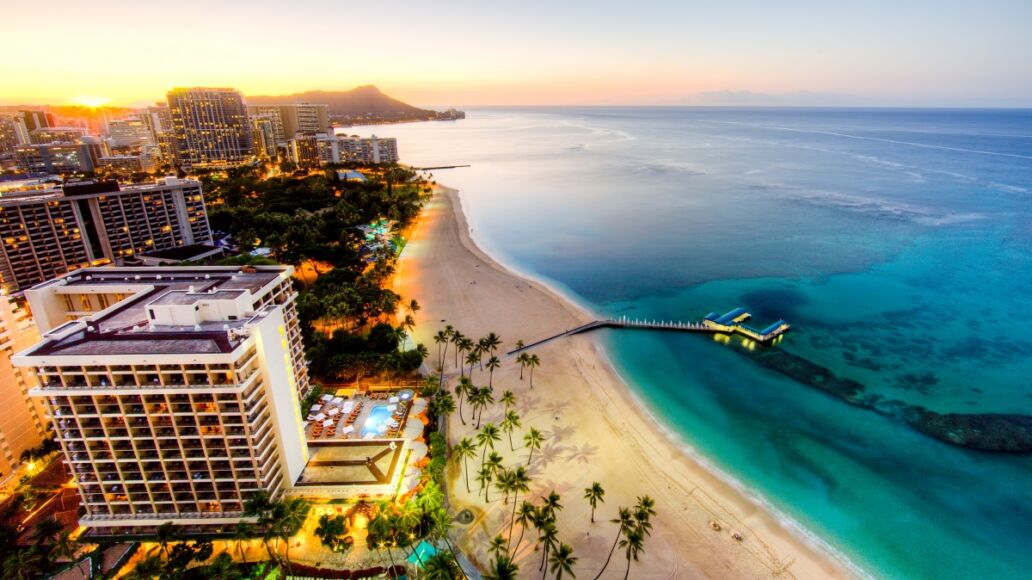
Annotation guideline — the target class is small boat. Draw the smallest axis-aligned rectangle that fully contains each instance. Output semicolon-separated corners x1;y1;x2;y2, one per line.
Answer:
709;520;722;531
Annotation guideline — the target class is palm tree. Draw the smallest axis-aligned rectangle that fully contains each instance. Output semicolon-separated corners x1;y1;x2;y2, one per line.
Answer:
501;390;516;411
232;521;254;563
486;356;501;389
2;549;43;580
619;527;646;580
593;507;633;580
457;337;474;377
455;376;473;425
541;491;564;521
584;482;605;523
477;423;501;468
526;354;541;388
495;468;515;505
30;516;62;546
277;497;311;570
524;427;545;466
315;514;347;552
453;437;476;493
506;467;532;551
484;554;520;580
466;348;482;377
486;452;505;481
512;501;537;557
50;531;86;578
155;521;180;559
204;552;243;580
501;410;522;451
488;534;508;559
484;332;502;355
435;330;452;365
429;391;456;424
515;339;525;351
550;543;578;580
408;299;421;316
634;495;656;537
422;551;461;579
471;387;494;428
476;466;494;501
537;521;559;575
517;353;529;380
451;331;465;369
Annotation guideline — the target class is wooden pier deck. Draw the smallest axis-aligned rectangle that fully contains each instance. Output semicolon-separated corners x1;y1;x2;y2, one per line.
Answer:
507;311;790;356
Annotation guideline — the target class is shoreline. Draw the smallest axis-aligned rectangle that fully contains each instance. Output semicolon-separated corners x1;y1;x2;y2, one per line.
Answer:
396;184;858;578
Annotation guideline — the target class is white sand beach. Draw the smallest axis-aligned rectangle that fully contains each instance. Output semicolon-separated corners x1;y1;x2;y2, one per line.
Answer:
395;185;856;579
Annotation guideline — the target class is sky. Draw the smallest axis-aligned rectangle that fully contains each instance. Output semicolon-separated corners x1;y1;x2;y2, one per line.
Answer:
2;0;1031;108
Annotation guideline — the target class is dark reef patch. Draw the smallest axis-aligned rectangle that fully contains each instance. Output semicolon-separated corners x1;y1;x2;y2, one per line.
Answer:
731;342;1032;453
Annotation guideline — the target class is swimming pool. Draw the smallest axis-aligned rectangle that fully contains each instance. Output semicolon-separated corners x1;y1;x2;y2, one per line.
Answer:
360;405;392;438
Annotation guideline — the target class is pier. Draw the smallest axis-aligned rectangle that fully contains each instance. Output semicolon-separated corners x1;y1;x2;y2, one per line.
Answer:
412;164;471;170
507;308;790;355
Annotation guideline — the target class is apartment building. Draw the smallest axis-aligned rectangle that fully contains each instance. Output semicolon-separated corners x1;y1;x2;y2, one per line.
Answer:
316;134;399;164
166;88;253;169
30;126;88;145
13;265;311;536
246;104;329;143
0;292;46;482
14;140;103;174
0;178;213;293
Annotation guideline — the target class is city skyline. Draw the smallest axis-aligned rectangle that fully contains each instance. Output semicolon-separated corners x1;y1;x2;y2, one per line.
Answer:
3;0;1031;108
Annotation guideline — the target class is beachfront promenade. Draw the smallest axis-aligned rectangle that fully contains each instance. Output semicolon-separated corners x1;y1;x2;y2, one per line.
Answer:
507;309;791;355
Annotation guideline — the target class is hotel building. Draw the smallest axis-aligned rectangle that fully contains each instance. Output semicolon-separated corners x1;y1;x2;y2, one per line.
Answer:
13;265;311;536
316;134;399;165
166;88;253;169
30;127;89;145
0;292;46;482
246;104;329;144
14;140;103;175
0;178;213;293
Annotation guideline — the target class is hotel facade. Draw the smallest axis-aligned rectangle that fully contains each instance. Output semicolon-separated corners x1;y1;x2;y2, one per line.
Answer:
0;292;46;482
13;266;311;536
166;88;253;169
0;178;213;293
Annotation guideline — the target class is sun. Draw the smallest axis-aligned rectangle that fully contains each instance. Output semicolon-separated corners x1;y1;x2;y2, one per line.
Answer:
71;95;110;108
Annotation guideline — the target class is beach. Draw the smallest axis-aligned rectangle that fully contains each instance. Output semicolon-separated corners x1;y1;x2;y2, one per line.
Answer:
395;185;855;579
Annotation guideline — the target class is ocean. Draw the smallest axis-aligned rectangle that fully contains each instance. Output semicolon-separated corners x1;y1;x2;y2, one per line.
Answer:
353;107;1032;579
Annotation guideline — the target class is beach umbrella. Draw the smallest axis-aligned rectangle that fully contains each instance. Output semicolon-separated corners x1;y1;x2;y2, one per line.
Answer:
403;474;421;492
327;408;340;416
320;394;333;402
409;441;428;460
314;413;326;421
403;422;424;439
310;404;321;412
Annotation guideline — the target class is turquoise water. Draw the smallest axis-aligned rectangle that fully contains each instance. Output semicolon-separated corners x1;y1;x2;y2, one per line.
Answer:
355;108;1032;578
361;405;393;437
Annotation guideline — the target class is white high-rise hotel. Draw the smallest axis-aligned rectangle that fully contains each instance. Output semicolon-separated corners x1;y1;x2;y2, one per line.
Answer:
14;266;311;536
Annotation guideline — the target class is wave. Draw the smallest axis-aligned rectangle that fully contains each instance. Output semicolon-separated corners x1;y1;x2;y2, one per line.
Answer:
767;125;1032;161
779;188;988;225
558;119;638;144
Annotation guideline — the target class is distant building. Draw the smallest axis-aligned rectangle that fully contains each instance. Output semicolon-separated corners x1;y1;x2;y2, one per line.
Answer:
21;110;54;132
14;141;102;174
166;88;253;169
250;115;278;159
14;265;310;536
97;155;145;173
246;104;329;143
0;115;29;153
0;177;212;293
30;126;88;145
107;119;155;149
318;133;398;164
287;133;320;167
0;292;47;482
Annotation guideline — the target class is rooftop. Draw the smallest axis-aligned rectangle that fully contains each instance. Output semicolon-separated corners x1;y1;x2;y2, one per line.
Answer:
19;266;289;358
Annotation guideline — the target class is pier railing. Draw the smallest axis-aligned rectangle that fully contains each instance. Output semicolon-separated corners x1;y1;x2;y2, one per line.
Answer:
506;313;790;356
